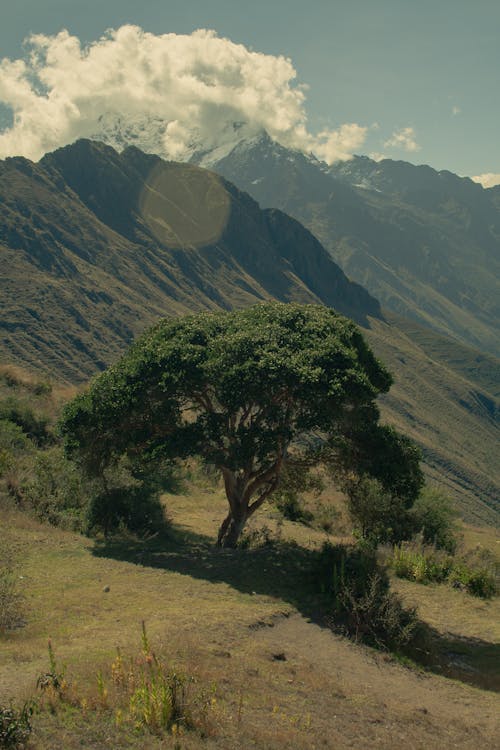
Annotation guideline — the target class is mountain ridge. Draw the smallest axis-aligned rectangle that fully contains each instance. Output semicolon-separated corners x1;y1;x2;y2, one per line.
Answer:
194;132;500;358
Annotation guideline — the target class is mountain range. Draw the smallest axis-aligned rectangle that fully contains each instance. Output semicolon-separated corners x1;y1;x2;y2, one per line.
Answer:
192;132;500;359
0;139;498;525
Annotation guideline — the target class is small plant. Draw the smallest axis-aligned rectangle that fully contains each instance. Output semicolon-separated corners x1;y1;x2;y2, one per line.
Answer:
37;639;66;697
0;700;36;749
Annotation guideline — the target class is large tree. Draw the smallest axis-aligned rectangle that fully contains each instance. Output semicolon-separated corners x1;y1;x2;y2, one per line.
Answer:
61;302;396;546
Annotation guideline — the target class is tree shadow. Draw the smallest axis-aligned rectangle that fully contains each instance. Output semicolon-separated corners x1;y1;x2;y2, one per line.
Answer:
92;523;500;693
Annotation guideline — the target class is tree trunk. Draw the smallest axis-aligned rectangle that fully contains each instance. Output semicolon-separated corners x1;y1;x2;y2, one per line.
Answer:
217;509;247;548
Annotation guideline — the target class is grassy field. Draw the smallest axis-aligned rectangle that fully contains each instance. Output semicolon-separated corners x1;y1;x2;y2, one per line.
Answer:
1;482;499;749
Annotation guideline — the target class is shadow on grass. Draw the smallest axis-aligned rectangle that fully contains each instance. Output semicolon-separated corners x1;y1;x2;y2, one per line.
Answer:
92;523;500;694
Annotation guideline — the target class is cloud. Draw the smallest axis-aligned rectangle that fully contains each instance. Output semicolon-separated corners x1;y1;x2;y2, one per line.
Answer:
0;26;367;164
383;126;420;153
471;172;500;188
451;105;461;116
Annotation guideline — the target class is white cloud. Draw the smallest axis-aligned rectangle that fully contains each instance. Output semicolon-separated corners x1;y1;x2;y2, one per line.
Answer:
383;126;420;153
369;152;387;162
451;105;461;116
0;26;367;164
471;172;500;188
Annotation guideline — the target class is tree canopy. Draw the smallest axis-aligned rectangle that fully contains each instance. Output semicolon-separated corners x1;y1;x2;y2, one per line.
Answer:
60;302;414;546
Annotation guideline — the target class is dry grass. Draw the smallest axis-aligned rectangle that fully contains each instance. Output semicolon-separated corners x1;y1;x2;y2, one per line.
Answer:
1;485;499;749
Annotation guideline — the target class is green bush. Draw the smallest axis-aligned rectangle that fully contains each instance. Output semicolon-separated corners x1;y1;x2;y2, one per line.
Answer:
314;543;418;650
86;485;166;537
0;701;36;749
390;544;453;584
411;487;457;553
20;447;90;531
0;398;52;446
273;463;322;524
389;543;497;598
448;564;497;599
344;477;415;545
274;491;314;524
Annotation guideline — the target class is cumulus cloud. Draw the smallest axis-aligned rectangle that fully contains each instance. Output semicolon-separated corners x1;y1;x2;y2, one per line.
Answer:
0;25;367;164
384;126;420;153
471;172;500;188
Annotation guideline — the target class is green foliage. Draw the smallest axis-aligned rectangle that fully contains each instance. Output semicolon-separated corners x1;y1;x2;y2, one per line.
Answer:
35;625;216;739
86;485;166;537
0;397;52;446
448;564;497;599
37;640;66;696
344;476;416;545
0;701;36;749
389;542;498;598
314;543;418;650
19;447;90;531
272;463;322;524
410;486;458;553
390;544;454;584
332;422;424;505
60;303;394;546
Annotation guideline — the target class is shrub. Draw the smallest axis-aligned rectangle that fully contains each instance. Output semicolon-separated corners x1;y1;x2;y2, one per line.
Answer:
273;463;322;524
0;398;52;446
0;701;36;749
86;484;166;537
390;543;453;584
448;564;497;599
389;542;498;599
344;477;414;545
20;447;90;531
411;487;458;553
274;491;314;524
314;543;418;650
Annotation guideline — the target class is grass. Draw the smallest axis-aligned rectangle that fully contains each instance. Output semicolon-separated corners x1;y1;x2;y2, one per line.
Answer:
1;481;500;748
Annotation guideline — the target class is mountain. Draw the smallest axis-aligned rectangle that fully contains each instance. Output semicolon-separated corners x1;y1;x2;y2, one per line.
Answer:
197;133;500;359
0;140;498;524
0;138;379;382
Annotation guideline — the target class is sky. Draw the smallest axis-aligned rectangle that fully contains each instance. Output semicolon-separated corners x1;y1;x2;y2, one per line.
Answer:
0;0;499;185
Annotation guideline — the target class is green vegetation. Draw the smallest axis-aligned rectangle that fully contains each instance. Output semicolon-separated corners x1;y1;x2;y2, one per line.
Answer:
314;542;419;651
0;700;36;749
32;625;216;741
389;542;498;598
60;302;426;548
410;486;458;553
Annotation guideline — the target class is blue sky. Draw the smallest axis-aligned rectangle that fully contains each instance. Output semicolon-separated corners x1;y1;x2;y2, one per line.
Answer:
1;0;499;182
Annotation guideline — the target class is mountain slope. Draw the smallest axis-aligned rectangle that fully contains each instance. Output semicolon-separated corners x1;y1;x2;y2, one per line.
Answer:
0;140;498;524
200;134;500;358
1;139;378;381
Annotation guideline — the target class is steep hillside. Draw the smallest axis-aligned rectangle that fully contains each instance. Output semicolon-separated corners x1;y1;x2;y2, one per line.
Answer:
0;140;498;523
202;134;500;358
0;139;378;381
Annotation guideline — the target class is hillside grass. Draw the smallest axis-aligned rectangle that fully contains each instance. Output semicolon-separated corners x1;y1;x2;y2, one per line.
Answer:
1;482;499;749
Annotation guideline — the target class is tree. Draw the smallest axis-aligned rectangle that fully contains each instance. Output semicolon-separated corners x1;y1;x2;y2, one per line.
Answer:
60;302;395;547
328;421;424;543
